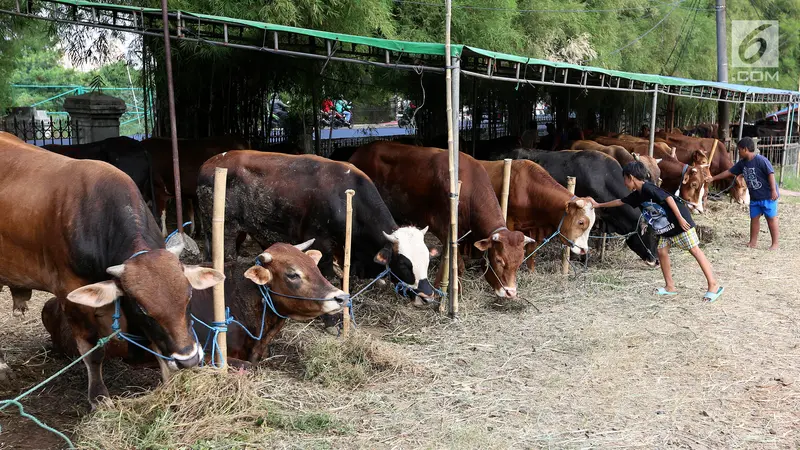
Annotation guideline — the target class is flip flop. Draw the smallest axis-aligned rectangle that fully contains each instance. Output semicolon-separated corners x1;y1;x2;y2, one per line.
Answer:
703;286;724;302
656;287;678;296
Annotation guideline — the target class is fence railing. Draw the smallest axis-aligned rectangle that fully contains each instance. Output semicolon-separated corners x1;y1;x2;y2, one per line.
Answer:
0;116;78;146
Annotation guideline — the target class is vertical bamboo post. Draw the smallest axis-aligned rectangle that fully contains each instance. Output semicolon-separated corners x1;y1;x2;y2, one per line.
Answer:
342;189;355;337
439;181;461;314
501;159;512;222
561;176;576;276
211;167;228;369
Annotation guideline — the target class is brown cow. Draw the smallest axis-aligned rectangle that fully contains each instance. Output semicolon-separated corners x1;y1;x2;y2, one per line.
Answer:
571;140;635;166
0;135;224;402
42;240;347;366
143;136;250;236
631;153;663;186
655;155;709;214
479;160;596;271
349;141;533;299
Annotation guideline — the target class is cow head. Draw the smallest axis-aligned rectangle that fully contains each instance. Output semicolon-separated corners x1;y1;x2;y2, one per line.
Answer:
691;149;709;166
244;239;347;320
626;222;659;266
474;228;533;299
375;226;437;302
561;198;596;255
66;242;225;371
676;166;707;214
731;174;749;205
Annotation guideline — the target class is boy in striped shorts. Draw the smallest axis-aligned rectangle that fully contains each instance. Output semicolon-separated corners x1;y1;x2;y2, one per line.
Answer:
591;161;724;302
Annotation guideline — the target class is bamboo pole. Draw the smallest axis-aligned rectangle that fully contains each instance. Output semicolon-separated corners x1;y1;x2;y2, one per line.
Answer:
439;181;461;314
444;0;460;319
342;189;355;337
211;167;228;369
561;176;576;276
501;159;512;222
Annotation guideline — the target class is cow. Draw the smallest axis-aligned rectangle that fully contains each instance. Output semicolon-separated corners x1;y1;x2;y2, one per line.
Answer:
196;151;436;304
143;136;250;237
348;141;533;299
42;239;347;366
329;146;359;162
631;153;663;186
571;140;635;166
487;148;659;266
479;160;596;271
41;137;155;209
652;153;710;214
471;135;523;160
0;134;225;403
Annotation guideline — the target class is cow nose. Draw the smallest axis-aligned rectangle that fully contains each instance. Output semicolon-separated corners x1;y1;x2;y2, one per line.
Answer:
334;294;350;306
504;287;517;298
416;279;434;297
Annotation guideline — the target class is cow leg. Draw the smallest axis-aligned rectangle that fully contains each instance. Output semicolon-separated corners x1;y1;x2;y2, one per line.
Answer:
74;336;109;406
186;197;196;236
525;241;537;272
0;352;12;382
248;319;285;364
10;287;32;317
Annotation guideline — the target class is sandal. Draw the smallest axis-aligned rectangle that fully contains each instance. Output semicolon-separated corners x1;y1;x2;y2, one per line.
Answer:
703;286;724;302
656;287;678;296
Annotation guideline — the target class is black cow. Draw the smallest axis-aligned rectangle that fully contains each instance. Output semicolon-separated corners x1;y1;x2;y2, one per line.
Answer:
196;151;436;302
42;137;155;209
488;148;659;265
328;146;359;162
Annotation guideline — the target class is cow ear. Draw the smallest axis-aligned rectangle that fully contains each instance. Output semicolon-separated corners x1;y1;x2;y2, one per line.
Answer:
374;245;392;265
474;238;492;251
67;281;123;307
305;249;323;265
682;172;691;184
183;265;225;290
244;266;272;286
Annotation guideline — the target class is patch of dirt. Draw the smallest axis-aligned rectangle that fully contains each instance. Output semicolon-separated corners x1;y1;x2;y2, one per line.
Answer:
2;200;800;448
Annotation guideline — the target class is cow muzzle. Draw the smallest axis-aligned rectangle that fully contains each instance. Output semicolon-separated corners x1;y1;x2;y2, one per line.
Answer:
169;342;203;370
495;286;517;299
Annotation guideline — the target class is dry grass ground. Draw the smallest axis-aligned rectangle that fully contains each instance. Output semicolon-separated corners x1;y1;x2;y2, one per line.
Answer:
2;199;800;449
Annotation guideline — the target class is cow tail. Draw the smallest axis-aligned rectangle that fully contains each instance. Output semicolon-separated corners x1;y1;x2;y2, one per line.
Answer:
145;149;158;218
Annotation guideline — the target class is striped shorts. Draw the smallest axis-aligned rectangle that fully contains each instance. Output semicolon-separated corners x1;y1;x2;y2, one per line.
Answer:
658;228;700;251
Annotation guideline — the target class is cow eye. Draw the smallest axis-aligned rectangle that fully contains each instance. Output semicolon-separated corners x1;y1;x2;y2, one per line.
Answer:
286;272;300;281
138;304;150;316
578;219;585;226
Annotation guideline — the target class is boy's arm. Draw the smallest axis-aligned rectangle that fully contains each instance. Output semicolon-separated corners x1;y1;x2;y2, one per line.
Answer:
588;198;624;209
706;169;732;183
769;173;778;200
665;196;691;231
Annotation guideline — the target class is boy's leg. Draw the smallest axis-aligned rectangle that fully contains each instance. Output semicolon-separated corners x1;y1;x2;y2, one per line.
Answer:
688;246;719;293
657;243;676;292
765;200;779;250
747;215;761;248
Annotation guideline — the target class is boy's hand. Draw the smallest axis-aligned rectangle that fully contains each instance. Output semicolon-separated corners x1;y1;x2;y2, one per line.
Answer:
588;197;600;208
704;175;713;183
771;189;779;201
678;217;691;231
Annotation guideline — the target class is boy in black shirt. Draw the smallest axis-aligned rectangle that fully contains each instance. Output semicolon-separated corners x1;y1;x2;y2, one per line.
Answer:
590;161;724;302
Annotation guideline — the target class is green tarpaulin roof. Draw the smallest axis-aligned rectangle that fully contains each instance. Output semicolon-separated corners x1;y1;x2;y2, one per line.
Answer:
43;0;800;99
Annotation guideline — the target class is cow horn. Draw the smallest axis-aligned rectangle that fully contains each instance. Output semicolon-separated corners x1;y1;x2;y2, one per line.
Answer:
383;231;400;244
106;264;125;278
420;226;429;235
293;239;315;251
257;252;273;264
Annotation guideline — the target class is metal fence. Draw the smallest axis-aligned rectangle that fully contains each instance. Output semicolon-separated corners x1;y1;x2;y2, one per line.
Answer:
0;116;79;146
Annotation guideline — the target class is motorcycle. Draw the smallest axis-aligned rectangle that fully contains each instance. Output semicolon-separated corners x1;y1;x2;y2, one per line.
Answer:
319;110;352;129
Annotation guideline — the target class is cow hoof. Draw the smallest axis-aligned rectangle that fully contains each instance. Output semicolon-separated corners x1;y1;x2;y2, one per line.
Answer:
12;307;27;318
0;362;15;382
377;279;387;286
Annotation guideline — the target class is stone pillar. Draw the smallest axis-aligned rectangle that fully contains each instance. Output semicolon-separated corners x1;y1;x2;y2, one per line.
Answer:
63;93;126;144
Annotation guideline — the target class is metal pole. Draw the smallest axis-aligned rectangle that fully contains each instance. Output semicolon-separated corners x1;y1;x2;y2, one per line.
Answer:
160;0;183;234
648;86;658;157
716;0;730;141
736;101;746;163
211;167;228;369
780;102;791;186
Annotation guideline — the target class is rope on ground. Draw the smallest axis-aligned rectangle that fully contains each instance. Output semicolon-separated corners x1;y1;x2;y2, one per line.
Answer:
0;330;121;449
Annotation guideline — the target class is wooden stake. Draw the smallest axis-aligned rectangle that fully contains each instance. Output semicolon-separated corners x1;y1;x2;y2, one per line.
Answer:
211;167;228;369
342;189;355;337
501;158;512;222
561;176;576;276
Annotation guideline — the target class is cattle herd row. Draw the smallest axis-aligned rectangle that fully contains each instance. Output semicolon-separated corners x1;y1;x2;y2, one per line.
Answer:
0;129;743;407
